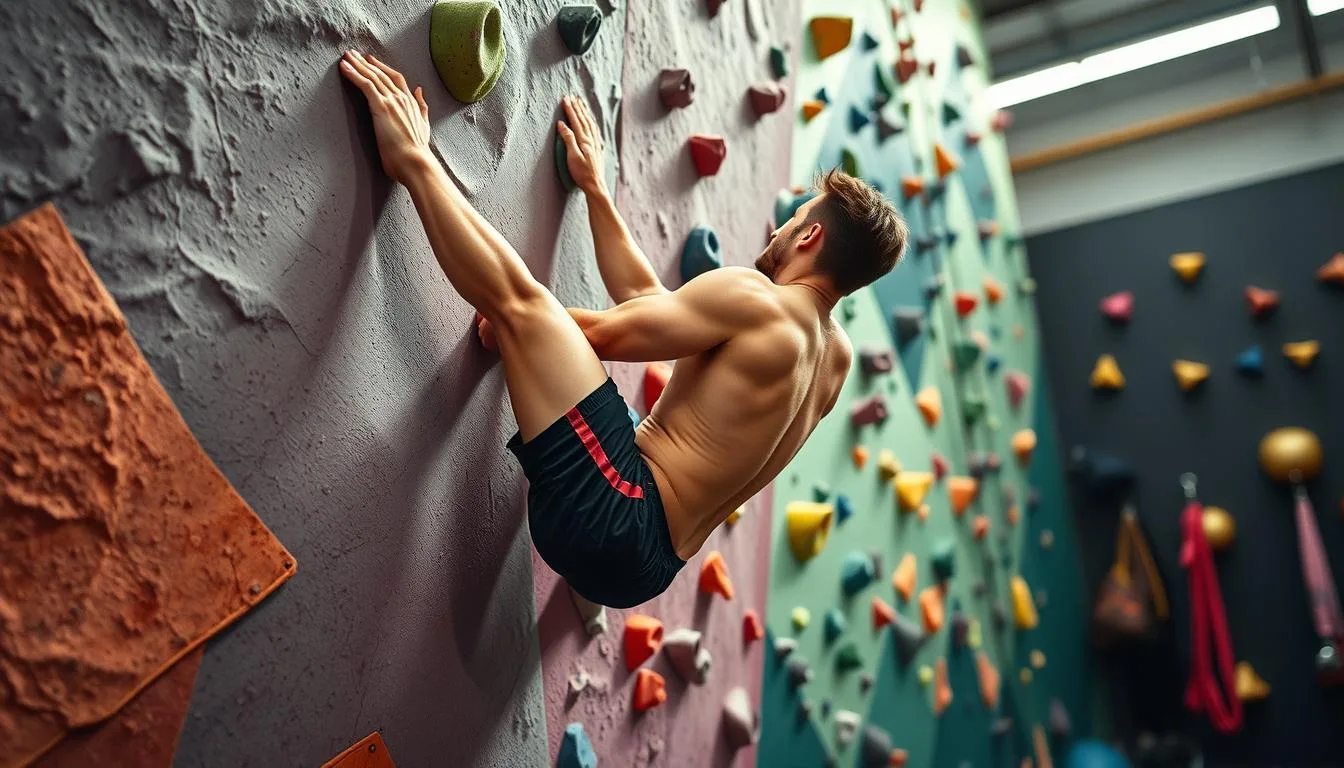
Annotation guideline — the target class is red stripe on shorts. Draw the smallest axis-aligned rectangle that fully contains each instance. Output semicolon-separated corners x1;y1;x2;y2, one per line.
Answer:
566;409;645;499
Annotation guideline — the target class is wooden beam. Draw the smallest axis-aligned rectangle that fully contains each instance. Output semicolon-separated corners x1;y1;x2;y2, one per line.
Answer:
1010;72;1344;174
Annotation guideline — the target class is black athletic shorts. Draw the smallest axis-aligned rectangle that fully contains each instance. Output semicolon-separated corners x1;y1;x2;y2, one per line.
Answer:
507;378;685;608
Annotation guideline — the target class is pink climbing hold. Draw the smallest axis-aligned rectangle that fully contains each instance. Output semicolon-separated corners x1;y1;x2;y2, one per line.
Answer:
1099;291;1133;323
644;362;671;414
747;83;787;116
931;451;949;481
990;110;1014;132
850;394;889;427
1005;371;1030;410
688;135;727;177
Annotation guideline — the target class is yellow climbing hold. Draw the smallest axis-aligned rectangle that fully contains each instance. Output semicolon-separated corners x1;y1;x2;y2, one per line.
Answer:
1235;661;1271;702
809;16;853;60
878;450;903;481
1019;667;1033;685
947;476;979;517
1029;649;1047;669
726;505;745;525
967;618;982;649
895;471;935;511
1283;340;1320;369
1010;576;1039;629
915;387;942;427
1172;360;1210;391
1011;429;1037;466
1170;252;1206;282
1090;354;1125;390
786;501;834;561
792;606;812;630
917;664;934;685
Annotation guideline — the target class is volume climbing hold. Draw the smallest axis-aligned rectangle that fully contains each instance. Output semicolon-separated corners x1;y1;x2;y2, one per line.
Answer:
1090;354;1125;390
787;501;834;561
658;68;695;109
624;614;664;670
851;393;889;427
852;446;869;469
919;586;945;633
1319;252;1344;285
823;608;847;643
1010;576;1038;629
896;472;934;511
1172;360;1210;391
1235;345;1264;376
1245;285;1280;318
878;450;902;481
952;340;981;373
834;710;862;746
787;656;813;688
976;652;1001;710
769;45;789;78
934;143;960;178
840;147;860;176
633;668;668;711
680;225;722;283
1283;340;1320;368
809;16;853;59
1169;251;1206;282
933;658;953;716
915;387;942;427
747;83;788;116
861;347;895;374
559;723;598;768
1012;430;1037;465
893;307;925;345
956;44;975;68
893;554;917;602
644;361;671;413
835;494;855;525
872;596;897;631
848;105;871;133
723;687;760;749
801;100;826;121
743;611;764;644
1235;661;1271;701
1005;371;1030;409
931;452;949;481
570;586;608;636
699;550;735;600
664;628;712;684
1099;291;1133;323
842;551;877;595
954;292;978;317
556;5;602;55
792;606;812;630
1048;699;1071;737
688;135;727;177
948;476;979;517
430;1;507;104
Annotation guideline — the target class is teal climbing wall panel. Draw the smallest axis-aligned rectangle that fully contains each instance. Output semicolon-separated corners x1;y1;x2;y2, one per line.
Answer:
760;1;1102;766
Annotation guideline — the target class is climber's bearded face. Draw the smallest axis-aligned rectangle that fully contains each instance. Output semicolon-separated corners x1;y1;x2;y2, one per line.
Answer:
754;222;799;280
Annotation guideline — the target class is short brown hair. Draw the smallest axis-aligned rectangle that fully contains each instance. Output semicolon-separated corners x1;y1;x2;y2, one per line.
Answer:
805;170;908;294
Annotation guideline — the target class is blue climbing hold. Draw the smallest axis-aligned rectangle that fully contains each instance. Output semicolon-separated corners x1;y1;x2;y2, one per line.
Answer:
835;494;855;525
841;551;876;596
627;403;640;426
558;722;598;768
824;608;846;643
815;86;830;104
680;225;722;284
1235;345;1264;376
1065;739;1131;768
986;354;1002;374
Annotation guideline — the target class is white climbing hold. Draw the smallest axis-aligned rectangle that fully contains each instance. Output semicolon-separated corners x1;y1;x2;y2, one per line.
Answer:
723;686;760;749
834;709;862;747
569;585;607;636
663;628;712;684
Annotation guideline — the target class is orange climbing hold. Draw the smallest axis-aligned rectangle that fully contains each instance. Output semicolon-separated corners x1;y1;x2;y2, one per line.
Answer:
1169;251;1206;282
948;476;979;517
1318;252;1344;285
983;277;1004;305
801;100;826;121
954;292;978;317
919;585;945;633
916;504;930;522
633;668;668;711
895;471;935;511
1006;504;1021;526
915;387;942;427
644;362;671;413
872;596;897;631
972;516;990;540
809;16;854;60
852;445;870;469
934;142;960;178
1245;285;1280;317
699;551;735;600
624;614;664;670
901;176;926;199
893;554;917;602
1012;429;1037;465
976;652;1001;710
743;610;765;644
933;657;952;716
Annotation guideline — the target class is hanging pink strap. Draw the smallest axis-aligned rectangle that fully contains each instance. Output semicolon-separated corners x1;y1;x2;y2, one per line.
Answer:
1180;499;1243;734
1295;487;1344;642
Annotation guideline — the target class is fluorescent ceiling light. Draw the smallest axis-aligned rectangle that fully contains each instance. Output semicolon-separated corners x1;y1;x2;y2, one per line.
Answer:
988;5;1281;108
1308;0;1343;16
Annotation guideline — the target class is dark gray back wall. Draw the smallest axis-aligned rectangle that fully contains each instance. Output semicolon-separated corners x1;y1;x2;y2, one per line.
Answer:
1027;163;1344;766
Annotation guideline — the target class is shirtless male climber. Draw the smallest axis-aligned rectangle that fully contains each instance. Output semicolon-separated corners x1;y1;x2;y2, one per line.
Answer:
339;51;907;608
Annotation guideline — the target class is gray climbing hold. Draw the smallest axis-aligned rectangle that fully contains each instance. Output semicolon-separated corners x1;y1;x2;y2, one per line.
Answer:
860;347;895;374
723;686;760;749
834;710;862;747
748;83;788;116
869;550;884;581
823;608;846;644
680;225;722;283
1048;698;1072;737
775;636;798;657
658;68;695;109
664;628;712;684
990;717;1013;737
841;551;876;596
991;603;1007;630
924;274;946;299
875;113;904;143
558;722;598;768
430;1;507;104
893;307;924;346
556;5;603;56
859;673;874;694
787;656;813;688
861;724;895;767
967;452;988;479
569;586;607;636
555;126;577;192
797;699;813;721
956;44;975;68
890;612;926;665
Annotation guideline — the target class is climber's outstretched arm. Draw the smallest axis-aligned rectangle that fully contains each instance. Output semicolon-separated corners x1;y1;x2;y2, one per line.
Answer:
568;267;781;362
558;96;667;304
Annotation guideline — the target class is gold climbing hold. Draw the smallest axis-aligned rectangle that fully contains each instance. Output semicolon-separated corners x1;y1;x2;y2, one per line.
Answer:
1283;340;1320;369
1172;360;1210;391
1090;354;1125;391
1170;252;1206;282
895;471;934;511
1010;575;1039;630
786;501;834;561
726;505;745;525
1235;661;1270;701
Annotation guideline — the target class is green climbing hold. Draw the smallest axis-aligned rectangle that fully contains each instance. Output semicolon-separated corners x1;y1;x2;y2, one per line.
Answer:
962;396;987;425
942;102;961;125
430;1;507;103
840;147;860;176
770;45;789;78
824;608;847;643
931;539;956;582
835;641;863;672
556;5;602;56
812;482;831;502
952;341;981;373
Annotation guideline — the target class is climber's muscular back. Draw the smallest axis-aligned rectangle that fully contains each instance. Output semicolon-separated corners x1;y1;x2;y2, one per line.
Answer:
636;280;852;561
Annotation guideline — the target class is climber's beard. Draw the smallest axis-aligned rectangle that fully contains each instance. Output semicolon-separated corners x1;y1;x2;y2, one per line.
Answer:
755;224;797;281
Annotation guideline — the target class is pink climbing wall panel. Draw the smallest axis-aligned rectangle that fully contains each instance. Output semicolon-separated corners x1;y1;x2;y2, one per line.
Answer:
533;0;800;765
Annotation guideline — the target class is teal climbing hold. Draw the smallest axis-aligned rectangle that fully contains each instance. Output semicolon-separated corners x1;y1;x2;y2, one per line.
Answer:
835;642;863;673
556;5;603;56
836;494;855;524
841;296;858;321
680;225;722;283
1235;345;1264;376
769;45;789;78
926;181;947;202
555;127;577;192
841;551;876;596
824;608;847;643
952;340;981;373
944;230;959;247
893;307;924;345
849;106;871;133
873;62;893;99
840;147;860;176
773;189;816;227
815;86;830;104
430;1;507;104
942;102;961;125
813;482;831;502
860;31;880;50
559;722;598;768
931;539;956;582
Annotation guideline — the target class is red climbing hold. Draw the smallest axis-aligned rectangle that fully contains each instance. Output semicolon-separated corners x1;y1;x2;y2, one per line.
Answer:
1005;371;1030;410
699;550;735;600
743;610;765;644
1244;285;1280;318
954;292;978;318
965;130;982;146
931;451;949;481
872;596;897;631
644;362;671;414
625;614;664;670
705;0;727;18
633;668;668;711
689;135;727;177
748;83;788;116
1100;291;1133;323
895;56;918;84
